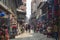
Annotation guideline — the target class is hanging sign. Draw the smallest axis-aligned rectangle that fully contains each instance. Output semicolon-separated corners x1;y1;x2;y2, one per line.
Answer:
0;11;5;17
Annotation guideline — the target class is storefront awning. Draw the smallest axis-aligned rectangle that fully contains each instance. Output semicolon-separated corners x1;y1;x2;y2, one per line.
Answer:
12;25;17;28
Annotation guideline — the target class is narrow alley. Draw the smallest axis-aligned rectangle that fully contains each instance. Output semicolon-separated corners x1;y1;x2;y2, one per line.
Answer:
0;0;60;40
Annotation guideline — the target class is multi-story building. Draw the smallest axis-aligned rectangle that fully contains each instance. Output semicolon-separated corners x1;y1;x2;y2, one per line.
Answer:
16;0;26;25
31;0;47;32
0;0;27;37
39;0;59;40
15;0;26;34
31;0;37;32
31;0;46;24
31;0;60;40
0;0;18;38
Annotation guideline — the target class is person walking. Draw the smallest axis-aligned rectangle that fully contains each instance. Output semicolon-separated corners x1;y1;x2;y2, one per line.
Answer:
21;25;25;33
27;24;31;33
47;26;52;37
53;25;58;40
25;24;28;32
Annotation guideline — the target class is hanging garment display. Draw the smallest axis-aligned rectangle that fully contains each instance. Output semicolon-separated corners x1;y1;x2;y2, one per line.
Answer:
48;4;52;19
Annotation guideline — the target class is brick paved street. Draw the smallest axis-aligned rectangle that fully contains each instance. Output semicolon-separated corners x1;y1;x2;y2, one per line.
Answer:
10;31;56;40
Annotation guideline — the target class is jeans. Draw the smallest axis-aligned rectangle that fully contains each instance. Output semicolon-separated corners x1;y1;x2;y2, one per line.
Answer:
54;32;58;40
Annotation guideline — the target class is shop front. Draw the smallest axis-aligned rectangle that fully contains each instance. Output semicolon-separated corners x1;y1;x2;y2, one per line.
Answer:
58;0;60;39
10;24;17;38
0;3;15;39
9;14;17;38
0;8;11;40
0;10;10;27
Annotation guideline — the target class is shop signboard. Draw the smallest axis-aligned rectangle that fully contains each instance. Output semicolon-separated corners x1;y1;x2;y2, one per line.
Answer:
0;11;5;17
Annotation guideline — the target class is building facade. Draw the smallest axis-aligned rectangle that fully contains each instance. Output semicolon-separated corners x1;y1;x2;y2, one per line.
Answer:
16;0;26;24
36;0;60;40
16;0;26;34
31;0;60;40
0;0;18;38
31;0;47;32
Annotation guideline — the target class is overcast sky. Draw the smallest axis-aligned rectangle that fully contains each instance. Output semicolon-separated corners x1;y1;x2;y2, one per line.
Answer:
26;0;31;19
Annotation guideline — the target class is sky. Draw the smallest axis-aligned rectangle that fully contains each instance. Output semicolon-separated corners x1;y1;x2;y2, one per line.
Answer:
26;0;31;20
26;0;47;19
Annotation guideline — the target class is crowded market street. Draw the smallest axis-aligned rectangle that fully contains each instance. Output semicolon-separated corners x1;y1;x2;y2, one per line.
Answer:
0;0;60;40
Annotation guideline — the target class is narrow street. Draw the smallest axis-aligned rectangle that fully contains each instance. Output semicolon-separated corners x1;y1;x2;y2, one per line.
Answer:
10;31;55;40
0;0;60;40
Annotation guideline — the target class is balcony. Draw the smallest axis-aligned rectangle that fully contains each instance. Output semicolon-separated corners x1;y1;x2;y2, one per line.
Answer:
17;5;26;12
17;18;25;22
18;15;26;19
22;0;26;4
17;11;26;15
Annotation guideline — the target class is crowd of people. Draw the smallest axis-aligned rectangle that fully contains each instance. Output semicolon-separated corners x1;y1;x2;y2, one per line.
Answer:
0;23;58;40
20;22;58;40
17;22;58;40
35;22;58;40
21;24;32;33
0;23;9;40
